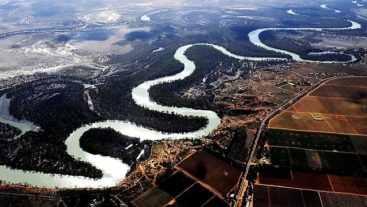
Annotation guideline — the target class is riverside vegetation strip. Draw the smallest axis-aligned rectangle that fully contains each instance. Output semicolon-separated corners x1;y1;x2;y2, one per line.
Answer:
0;15;362;188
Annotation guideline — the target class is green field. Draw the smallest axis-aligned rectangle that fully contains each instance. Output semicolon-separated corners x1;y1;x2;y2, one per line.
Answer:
267;129;357;153
270;146;367;176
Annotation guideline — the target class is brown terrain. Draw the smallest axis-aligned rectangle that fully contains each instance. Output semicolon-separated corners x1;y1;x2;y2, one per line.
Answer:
2;60;367;206
269;77;367;136
254;74;367;206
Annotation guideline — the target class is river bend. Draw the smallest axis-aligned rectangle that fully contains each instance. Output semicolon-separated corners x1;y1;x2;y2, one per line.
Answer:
0;18;362;188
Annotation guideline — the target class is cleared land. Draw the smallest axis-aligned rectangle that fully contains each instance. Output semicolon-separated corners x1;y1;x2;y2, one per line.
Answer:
257;168;367;196
328;175;367;195
253;185;367;207
258;77;367;205
258;168;333;191
132;171;229;207
176;150;242;198
0;193;58;207
309;84;367;100
269;77;367;136
325;77;367;87
268;146;367;176
132;186;173;207
267;130;356;152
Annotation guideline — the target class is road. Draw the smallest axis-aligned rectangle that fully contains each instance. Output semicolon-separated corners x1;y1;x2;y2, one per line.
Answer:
233;76;343;207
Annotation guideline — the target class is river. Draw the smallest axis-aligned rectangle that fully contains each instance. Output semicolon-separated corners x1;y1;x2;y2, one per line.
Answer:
0;17;362;188
248;20;360;64
0;94;40;140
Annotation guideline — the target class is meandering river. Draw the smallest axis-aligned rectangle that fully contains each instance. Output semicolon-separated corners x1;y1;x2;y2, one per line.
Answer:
0;94;40;140
0;16;362;188
248;20;360;63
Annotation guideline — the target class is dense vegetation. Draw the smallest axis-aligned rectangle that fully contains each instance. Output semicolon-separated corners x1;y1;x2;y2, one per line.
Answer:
0;77;103;178
80;128;147;166
2;6;365;181
0;130;103;178
0;123;21;140
260;30;354;62
149;46;238;111
8;78;101;138
95;50;209;133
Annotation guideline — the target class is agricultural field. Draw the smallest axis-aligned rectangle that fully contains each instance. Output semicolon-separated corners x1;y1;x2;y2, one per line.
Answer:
267;130;357;152
258;167;333;192
325;77;367;87
133;171;229;207
269;77;367;136
176;150;242;198
133;150;239;207
0;194;59;207
257;167;367;195
269;146;367;176
253;185;367;207
255;77;367;206
266;77;367;173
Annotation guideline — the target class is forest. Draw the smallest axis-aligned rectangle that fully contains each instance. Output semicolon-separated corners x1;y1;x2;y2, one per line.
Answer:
80;128;148;166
